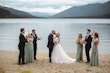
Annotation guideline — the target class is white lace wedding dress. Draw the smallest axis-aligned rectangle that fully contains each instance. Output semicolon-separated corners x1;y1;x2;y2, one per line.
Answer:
51;37;76;64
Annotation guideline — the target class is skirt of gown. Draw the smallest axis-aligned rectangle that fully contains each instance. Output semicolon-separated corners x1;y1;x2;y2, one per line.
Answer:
90;41;99;66
76;43;83;62
24;42;34;63
51;44;76;64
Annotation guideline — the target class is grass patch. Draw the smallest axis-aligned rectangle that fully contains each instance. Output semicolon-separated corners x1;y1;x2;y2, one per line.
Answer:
22;70;32;73
0;67;5;73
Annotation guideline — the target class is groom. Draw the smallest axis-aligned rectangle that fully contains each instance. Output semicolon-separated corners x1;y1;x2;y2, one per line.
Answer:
47;30;56;62
85;29;92;63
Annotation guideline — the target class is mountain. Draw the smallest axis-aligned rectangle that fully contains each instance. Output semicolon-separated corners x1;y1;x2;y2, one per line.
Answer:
0;6;38;18
52;1;110;18
30;12;54;17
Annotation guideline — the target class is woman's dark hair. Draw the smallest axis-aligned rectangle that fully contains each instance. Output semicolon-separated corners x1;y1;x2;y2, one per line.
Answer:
94;32;99;39
20;28;24;32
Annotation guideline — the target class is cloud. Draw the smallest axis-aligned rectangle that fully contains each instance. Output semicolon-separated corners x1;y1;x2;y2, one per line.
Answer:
0;0;110;14
16;6;71;14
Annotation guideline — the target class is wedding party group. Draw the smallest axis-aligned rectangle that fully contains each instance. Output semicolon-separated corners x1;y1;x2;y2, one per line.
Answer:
18;28;41;65
18;28;99;67
75;29;99;66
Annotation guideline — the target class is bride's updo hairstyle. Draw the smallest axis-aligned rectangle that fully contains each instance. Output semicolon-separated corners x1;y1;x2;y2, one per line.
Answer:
56;33;60;37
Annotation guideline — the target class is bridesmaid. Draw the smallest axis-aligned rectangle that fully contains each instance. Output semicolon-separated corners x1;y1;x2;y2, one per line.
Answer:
76;33;84;62
24;33;34;63
90;32;99;66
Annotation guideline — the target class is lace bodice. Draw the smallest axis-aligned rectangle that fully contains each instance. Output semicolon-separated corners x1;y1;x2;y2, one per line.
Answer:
53;37;60;45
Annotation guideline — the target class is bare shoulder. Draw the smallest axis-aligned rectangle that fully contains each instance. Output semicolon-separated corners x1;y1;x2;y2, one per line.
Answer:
96;38;99;41
95;38;99;45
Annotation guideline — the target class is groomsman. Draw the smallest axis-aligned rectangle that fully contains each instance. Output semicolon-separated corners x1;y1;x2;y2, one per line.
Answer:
85;29;92;63
18;28;27;65
31;29;41;60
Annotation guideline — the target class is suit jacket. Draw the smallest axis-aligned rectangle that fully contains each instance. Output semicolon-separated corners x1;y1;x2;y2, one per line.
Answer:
18;33;27;50
85;35;92;49
47;33;54;49
31;34;37;45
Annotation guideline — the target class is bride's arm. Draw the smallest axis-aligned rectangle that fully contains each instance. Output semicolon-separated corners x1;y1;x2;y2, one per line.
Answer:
53;38;56;43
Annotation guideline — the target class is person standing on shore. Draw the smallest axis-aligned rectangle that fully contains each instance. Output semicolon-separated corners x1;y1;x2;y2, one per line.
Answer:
18;28;27;65
85;29;92;63
76;33;84;62
31;29;41;60
47;30;56;62
24;33;34;63
51;33;76;63
90;32;99;66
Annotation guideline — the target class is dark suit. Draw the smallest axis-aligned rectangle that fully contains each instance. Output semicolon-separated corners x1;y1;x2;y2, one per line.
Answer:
85;35;92;62
47;33;54;62
18;33;27;64
31;34;38;59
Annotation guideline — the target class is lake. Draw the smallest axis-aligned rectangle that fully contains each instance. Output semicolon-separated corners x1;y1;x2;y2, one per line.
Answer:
0;19;110;54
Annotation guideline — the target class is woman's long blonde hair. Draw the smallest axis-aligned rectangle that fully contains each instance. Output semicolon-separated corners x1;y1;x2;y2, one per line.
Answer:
76;33;83;43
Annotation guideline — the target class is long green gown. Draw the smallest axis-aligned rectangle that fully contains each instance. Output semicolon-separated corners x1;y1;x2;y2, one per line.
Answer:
90;40;99;66
76;42;83;62
24;42;34;63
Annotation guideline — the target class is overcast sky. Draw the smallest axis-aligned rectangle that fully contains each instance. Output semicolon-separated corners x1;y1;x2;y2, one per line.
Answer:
0;0;110;14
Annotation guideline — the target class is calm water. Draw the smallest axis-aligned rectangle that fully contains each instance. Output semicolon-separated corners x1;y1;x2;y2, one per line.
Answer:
0;19;110;54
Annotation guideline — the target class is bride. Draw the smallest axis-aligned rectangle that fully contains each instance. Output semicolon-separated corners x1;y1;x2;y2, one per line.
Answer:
51;33;76;64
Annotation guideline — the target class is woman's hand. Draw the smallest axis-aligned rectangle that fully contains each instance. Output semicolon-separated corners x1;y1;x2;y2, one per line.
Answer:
40;37;42;40
80;39;85;44
83;41;87;44
25;36;28;39
94;49;96;54
38;37;42;40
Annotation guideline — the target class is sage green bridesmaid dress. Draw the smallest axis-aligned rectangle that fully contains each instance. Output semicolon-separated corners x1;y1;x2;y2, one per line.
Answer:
90;40;99;66
24;42;34;63
76;42;83;62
